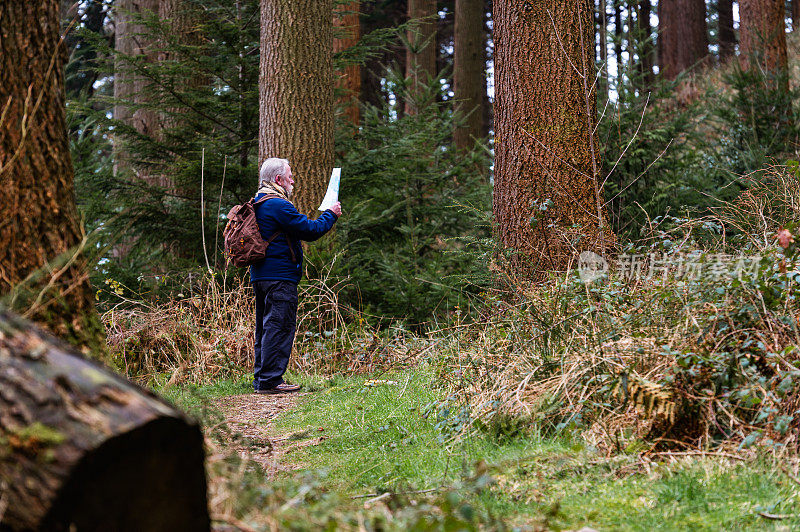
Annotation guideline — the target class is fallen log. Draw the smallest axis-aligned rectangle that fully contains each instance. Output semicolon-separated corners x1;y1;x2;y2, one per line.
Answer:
0;310;209;531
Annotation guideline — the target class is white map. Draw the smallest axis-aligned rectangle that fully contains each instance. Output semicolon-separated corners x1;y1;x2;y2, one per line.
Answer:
318;167;341;211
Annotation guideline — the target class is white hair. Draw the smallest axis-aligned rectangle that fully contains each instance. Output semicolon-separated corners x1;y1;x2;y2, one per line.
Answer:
259;158;290;186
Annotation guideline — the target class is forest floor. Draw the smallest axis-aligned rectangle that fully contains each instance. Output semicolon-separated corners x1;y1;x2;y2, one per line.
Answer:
160;370;800;531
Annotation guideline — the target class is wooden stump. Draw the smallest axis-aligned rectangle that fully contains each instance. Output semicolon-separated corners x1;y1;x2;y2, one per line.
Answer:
0;310;210;531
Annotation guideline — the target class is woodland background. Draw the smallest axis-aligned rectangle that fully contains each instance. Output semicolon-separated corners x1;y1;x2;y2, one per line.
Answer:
6;0;800;529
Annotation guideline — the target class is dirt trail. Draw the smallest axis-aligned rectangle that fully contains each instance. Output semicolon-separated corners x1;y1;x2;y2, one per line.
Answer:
212;392;324;476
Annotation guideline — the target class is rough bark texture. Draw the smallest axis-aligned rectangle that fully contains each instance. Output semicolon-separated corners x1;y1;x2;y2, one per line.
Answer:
637;0;654;87
718;0;736;59
598;0;608;98
260;0;334;216
333;1;361;127
739;0;788;77
405;0;437;115
0;310;210;531
360;0;406;111
453;0;486;152
0;1;103;352
657;0;708;80
113;0;167;187
493;1;613;275
794;0;800;31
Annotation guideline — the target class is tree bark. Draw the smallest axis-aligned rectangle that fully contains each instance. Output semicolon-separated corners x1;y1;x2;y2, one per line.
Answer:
493;0;614;275
718;0;736;60
113;0;167;187
0;310;209;531
637;0;654;87
0;0;103;353
739;0;788;80
657;0;708;80
453;0;486;152
794;0;800;31
405;0;437;115
334;1;361;128
598;0;608;98
359;0;406;111
260;0;333;216
613;0;623;69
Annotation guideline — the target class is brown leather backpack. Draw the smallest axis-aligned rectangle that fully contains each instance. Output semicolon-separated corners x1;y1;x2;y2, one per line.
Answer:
223;195;296;267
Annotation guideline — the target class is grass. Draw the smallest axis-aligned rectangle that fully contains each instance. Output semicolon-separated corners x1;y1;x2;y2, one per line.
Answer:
267;369;800;531
158;367;800;530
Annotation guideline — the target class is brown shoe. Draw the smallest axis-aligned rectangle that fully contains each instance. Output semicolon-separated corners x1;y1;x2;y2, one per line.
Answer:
256;383;301;394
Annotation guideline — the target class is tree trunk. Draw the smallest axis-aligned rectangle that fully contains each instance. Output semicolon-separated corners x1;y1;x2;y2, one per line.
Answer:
453;0;486;152
657;0;708;80
405;0;437;115
794;0;800;31
739;0;788;79
333;1;361;128
493;0;614;275
359;0;406;111
718;0;736;59
598;0;608;98
0;310;209;531
0;0;103;353
260;0;333;216
113;0;166;187
637;0;654;87
613;0;623;72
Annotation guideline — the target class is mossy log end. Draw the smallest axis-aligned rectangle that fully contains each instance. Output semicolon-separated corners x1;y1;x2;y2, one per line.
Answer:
0;310;209;531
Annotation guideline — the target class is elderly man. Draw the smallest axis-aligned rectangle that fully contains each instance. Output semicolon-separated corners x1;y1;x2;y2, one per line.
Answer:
250;158;341;394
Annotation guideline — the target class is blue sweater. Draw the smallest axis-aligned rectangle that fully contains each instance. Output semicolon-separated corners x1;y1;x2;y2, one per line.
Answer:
248;193;338;284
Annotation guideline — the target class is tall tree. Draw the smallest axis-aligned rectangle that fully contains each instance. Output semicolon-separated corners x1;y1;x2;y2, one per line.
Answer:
333;1;361;127
453;0;486;152
598;0;608;98
636;0;654;87
360;0;406;111
113;0;167;186
260;0;334;216
718;0;736;59
405;0;437;115
739;0;788;81
657;0;708;80
794;0;800;31
0;0;103;351
493;0;613;274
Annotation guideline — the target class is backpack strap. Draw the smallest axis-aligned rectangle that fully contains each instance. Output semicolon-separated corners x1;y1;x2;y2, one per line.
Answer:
253;193;286;205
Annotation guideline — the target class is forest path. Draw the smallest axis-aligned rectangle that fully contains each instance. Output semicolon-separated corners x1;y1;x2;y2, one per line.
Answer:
212;392;322;477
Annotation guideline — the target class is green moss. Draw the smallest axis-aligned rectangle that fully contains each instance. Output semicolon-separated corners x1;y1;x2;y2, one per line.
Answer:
12;422;66;447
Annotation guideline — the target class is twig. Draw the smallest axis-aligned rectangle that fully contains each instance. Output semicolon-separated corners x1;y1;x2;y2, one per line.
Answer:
647;451;746;462
758;512;794;520
212;516;259;532
200;147;211;272
779;463;800;489
351;488;439;500
214;155;228;270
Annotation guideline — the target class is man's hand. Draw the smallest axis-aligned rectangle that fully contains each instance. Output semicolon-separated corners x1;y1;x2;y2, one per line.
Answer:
329;202;342;217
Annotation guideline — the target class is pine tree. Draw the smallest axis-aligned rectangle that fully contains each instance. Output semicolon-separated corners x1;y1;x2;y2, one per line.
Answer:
334;1;361;127
260;0;334;215
794;0;800;31
453;0;486;152
113;0;166;187
657;0;708;80
718;0;736;59
0;0;103;353
739;0;788;82
405;0;437;115
493;1;613;275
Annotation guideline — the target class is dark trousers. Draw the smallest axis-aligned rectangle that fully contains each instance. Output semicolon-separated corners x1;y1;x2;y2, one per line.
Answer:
253;280;298;390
